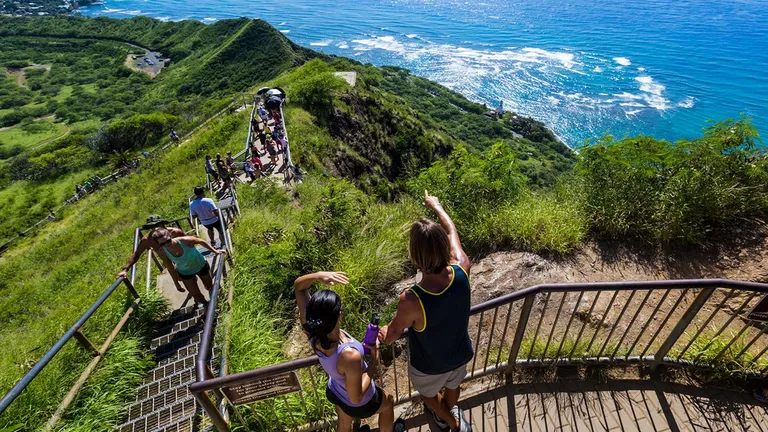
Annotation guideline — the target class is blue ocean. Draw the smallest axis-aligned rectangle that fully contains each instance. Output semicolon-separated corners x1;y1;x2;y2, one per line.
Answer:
81;0;768;147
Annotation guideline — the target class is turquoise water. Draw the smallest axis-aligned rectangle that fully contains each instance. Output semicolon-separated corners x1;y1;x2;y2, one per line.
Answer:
81;0;768;146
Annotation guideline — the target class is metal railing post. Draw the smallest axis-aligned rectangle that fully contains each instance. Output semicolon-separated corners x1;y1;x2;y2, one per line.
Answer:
652;288;716;368
73;331;100;357
194;391;230;432
508;294;534;368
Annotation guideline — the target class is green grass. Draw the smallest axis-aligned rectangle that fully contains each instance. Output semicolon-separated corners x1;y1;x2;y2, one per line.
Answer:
0;111;249;430
0;119;67;153
52;85;74;103
670;329;768;376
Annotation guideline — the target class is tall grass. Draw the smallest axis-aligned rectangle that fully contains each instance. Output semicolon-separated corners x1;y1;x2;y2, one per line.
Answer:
0;112;249;429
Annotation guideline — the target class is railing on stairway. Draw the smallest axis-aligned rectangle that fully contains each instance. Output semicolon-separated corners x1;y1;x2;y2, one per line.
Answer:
0;216;195;429
189;278;768;431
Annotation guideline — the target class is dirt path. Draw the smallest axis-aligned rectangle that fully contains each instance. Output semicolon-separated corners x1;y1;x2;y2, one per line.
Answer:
5;64;51;88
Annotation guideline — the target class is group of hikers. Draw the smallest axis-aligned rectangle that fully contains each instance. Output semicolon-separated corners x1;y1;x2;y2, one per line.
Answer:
296;191;473;432
116;186;228;306
204;101;289;186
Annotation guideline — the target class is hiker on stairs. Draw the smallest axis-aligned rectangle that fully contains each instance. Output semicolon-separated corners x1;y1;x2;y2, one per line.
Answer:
189;186;226;247
116;215;185;292
151;229;225;307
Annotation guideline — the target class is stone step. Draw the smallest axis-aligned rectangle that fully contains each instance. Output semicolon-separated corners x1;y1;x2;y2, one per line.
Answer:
153;312;205;339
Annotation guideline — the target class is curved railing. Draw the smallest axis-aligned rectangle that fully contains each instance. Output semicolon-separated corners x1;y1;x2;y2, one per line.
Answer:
189;278;768;431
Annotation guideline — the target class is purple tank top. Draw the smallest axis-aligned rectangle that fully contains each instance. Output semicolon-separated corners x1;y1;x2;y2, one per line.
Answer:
313;331;375;407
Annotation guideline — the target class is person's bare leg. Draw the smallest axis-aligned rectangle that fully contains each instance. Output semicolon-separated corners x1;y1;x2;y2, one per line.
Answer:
443;387;461;411
181;278;206;303
199;271;214;292
376;391;395;432
335;405;353;432
423;394;458;430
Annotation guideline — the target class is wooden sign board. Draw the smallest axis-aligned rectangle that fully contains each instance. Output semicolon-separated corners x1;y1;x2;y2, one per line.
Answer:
223;371;302;406
747;294;768;323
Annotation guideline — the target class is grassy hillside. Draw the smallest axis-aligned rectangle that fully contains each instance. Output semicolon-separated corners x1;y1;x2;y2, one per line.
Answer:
0;16;315;242
1;16;767;432
0;112;249;430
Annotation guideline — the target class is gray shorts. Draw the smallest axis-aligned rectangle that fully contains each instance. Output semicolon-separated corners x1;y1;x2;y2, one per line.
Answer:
408;362;468;398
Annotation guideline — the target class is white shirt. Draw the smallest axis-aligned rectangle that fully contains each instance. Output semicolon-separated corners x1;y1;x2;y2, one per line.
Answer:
190;197;219;225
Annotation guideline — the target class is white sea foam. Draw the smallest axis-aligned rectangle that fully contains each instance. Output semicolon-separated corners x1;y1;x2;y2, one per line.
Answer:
625;109;643;117
635;76;670;110
202;17;217;23
614;92;644;100
637;67;646;71
593;66;604;73
310;40;332;47
613;57;631;66
406;34;418;39
279;22;287;26
280;30;290;33
547;96;561;105
337;42;349;49
678;96;696;108
620;102;645;107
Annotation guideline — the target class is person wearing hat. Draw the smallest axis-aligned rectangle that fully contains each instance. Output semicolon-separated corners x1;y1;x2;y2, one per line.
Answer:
265;133;278;167
116;215;185;292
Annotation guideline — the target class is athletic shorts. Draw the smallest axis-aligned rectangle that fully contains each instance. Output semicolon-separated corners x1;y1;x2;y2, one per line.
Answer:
178;262;210;280
202;220;223;231
326;385;384;419
408;362;468;398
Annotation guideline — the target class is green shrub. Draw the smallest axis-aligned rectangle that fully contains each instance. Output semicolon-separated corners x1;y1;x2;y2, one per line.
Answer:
575;117;768;242
408;143;527;250
290;60;348;119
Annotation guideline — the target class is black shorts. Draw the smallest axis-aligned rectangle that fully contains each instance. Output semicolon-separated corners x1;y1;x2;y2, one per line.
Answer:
326;385;384;419
178;262;210;280
202;220;223;231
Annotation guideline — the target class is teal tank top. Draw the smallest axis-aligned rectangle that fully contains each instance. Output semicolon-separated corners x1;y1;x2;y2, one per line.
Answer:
163;241;207;276
407;265;474;374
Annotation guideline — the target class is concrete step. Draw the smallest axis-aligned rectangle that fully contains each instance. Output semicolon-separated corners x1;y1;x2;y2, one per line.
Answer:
126;381;191;421
143;354;196;385
152;332;202;355
118;397;196;432
153;311;205;339
133;369;195;403
151;321;204;350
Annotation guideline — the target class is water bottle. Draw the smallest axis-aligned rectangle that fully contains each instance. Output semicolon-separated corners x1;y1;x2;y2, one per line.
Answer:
363;314;380;355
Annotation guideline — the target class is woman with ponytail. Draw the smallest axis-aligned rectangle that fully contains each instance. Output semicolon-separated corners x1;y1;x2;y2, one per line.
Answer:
294;271;404;432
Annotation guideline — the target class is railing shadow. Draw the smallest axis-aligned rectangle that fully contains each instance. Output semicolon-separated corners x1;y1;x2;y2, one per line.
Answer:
394;378;768;431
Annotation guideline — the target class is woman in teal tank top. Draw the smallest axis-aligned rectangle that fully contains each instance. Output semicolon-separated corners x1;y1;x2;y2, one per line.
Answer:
151;229;225;306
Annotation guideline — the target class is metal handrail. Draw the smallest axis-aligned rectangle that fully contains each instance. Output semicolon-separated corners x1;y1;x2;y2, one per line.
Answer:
0;277;139;415
189;277;768;431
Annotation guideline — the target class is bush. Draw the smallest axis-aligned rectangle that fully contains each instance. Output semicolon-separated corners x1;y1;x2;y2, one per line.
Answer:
88;113;181;154
289;59;348;118
575;117;768;242
408;143;527;250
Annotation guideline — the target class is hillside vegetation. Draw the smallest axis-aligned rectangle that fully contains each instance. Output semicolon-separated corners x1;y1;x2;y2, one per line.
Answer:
1;16;767;432
0;16;316;241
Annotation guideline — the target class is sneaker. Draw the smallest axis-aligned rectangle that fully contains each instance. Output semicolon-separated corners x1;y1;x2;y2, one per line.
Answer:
392;418;406;432
450;406;471;432
755;388;768;404
424;403;449;430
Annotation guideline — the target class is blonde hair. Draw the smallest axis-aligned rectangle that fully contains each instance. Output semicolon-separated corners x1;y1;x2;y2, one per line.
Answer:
409;219;450;274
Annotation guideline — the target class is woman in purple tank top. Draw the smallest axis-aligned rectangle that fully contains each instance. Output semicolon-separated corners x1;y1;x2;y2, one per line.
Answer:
294;271;404;432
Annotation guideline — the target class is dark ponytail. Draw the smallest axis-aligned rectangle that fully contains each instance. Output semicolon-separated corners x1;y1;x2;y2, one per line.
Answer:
303;290;342;350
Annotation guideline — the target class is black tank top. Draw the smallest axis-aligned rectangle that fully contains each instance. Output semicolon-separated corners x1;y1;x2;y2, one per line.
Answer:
407;265;474;374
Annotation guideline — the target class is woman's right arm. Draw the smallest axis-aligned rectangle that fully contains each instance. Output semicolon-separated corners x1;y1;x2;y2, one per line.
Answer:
294;271;349;325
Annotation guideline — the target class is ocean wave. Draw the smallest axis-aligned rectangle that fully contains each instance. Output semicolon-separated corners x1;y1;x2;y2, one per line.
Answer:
593;66;604;73
613;57;632;66
678;96;696;108
280;30;290;33
337;42;349;49
279;22;287;25
406;34;418;39
202;17;217;22
635;76;670;110
310;40;333;46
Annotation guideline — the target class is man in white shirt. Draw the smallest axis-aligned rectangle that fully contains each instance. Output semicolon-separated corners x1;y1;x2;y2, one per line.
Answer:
189;186;226;247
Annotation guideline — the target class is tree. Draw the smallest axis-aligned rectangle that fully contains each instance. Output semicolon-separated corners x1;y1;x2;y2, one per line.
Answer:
88;113;181;154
